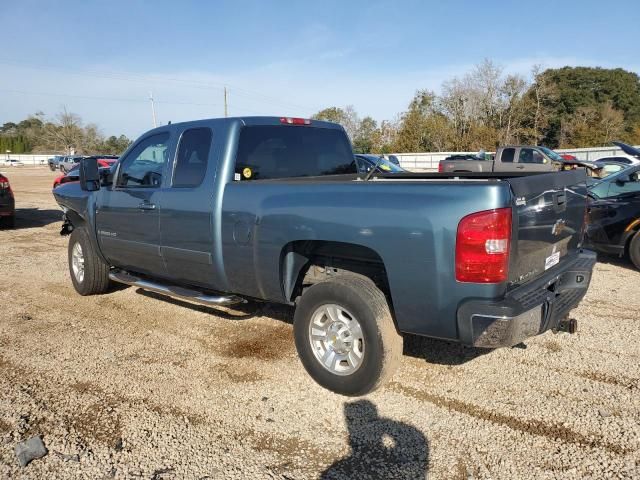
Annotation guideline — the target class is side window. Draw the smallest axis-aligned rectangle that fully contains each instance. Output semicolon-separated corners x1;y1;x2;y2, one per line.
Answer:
518;148;544;164
173;128;212;188
531;150;545;164
501;148;515;163
613;157;632;164
117;133;170;188
607;170;640;197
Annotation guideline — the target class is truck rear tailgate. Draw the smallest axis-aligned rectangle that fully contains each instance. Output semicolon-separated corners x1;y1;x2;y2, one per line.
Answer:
506;170;588;288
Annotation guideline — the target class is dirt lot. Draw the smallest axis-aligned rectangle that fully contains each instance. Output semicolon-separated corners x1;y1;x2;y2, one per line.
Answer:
0;167;638;479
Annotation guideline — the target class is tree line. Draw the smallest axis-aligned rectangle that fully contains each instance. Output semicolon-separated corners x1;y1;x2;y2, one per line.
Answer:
3;62;639;156
0;110;131;155
312;62;640;153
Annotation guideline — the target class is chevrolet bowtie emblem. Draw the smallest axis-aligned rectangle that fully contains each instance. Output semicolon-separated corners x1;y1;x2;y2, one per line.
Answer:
552;219;566;236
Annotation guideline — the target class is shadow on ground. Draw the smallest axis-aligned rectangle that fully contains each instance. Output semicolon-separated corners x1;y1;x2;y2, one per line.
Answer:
403;334;490;366
2;208;62;230
594;252;638;272
135;287;486;365
321;400;429;480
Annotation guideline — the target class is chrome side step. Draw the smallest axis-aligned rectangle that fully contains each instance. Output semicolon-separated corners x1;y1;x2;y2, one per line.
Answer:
108;271;246;307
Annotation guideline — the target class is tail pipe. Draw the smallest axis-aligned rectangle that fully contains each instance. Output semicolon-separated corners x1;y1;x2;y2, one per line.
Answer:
108;270;246;307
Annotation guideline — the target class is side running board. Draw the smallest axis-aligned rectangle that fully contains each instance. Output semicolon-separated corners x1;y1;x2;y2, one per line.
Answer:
108;270;246;307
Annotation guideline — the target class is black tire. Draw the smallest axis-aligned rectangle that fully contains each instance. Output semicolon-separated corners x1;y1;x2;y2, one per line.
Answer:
629;232;640;270
293;275;403;396
1;215;15;229
68;227;111;295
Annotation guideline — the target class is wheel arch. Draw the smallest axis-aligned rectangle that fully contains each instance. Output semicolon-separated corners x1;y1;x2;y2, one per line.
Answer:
280;240;392;305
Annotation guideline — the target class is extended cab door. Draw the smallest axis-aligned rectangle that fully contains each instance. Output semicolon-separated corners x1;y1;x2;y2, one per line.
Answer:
95;132;171;276
158;127;221;288
493;147;516;172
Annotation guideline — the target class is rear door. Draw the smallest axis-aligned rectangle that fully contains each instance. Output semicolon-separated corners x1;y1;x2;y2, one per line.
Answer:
493;147;516;172
96;132;171;276
159;126;220;288
507;170;588;287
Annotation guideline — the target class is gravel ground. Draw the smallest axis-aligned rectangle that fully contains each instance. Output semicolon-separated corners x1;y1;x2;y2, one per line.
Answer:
0;167;639;479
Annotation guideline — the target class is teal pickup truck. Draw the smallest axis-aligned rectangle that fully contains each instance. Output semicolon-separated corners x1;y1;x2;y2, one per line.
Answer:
54;117;595;395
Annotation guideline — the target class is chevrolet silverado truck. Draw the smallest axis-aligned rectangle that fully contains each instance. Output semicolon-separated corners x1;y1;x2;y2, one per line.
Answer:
439;145;566;173
53;117;596;396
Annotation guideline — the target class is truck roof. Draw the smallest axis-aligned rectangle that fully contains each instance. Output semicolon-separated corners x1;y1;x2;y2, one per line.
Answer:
144;116;344;133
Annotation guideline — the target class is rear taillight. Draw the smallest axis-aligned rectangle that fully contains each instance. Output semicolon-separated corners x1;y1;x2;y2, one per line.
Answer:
456;208;512;283
280;117;311;125
438;162;443;172
0;176;9;190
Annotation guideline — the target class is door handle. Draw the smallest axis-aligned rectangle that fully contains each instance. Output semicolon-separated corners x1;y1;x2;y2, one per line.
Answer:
138;202;156;210
516;165;525;169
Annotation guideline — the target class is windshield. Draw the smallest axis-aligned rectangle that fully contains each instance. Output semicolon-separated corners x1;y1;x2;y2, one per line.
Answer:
539;147;564;162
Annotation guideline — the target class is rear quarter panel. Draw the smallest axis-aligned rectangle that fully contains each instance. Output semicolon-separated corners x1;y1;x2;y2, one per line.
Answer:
221;180;512;340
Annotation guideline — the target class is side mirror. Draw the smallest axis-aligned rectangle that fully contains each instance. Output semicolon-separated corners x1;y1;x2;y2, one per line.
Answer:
615;175;629;187
79;157;100;191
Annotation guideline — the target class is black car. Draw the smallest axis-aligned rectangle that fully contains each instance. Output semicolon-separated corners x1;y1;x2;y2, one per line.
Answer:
586;164;640;269
0;172;15;228
354;154;406;174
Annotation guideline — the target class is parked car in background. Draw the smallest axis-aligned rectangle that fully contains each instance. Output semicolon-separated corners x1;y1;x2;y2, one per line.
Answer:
59;156;84;173
438;146;563;173
54;116;595;395
594;141;640;166
53;163;113;189
0;172;15;228
0;159;24;167
586;163;640;270
48;155;65;171
591;159;630;178
354;154;406;174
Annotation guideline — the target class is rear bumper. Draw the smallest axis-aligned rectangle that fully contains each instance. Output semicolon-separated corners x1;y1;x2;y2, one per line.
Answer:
457;250;596;348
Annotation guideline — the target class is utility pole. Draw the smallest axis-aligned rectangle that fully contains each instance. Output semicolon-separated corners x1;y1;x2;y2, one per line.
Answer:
149;91;157;127
224;87;228;117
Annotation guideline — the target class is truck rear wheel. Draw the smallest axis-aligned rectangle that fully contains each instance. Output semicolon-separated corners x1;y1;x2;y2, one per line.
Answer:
293;275;403;396
68;227;111;295
629;232;640;270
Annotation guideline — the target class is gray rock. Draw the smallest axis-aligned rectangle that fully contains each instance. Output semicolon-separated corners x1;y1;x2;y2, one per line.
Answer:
15;436;48;467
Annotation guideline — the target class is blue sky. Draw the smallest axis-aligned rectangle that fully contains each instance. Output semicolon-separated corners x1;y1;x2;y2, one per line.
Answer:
1;0;638;138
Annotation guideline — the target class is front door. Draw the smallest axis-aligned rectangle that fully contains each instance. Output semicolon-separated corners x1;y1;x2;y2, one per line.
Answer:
96;131;172;277
513;147;552;172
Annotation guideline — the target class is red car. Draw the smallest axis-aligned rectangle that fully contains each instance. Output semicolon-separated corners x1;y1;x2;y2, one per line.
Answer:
0;173;15;228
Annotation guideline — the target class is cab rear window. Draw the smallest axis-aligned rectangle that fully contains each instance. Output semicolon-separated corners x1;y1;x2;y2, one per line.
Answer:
235;126;355;180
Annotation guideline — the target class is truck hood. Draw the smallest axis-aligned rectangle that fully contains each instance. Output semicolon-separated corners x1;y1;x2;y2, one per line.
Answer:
612;141;640;159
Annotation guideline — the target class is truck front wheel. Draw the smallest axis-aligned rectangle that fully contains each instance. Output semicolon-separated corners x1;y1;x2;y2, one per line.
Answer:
293;275;403;396
68;227;111;295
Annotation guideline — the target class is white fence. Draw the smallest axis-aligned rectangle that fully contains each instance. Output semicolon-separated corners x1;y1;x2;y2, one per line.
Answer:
3;144;639;169
1;154;52;166
392;145;640;171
